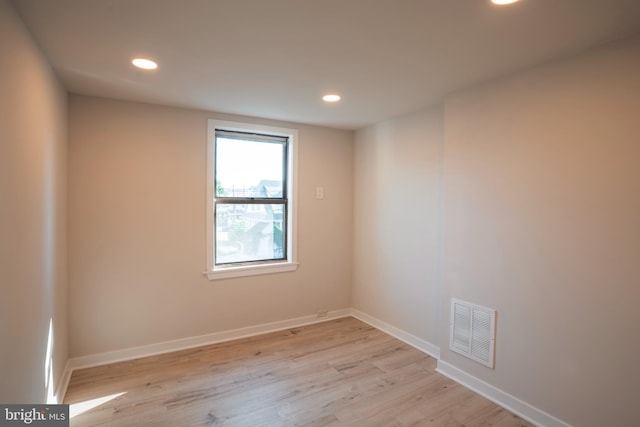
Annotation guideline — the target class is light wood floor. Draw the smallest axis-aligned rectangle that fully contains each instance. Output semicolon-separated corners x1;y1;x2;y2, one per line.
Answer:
64;317;534;426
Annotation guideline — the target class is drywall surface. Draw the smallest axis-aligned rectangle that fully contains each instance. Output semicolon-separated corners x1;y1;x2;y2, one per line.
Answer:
352;106;444;348
0;0;68;403
442;36;640;427
67;96;353;357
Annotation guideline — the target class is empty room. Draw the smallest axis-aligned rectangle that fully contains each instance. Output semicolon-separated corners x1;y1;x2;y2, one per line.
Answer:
1;0;639;426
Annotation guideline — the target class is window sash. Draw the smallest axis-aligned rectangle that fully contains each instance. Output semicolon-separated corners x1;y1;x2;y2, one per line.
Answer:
214;131;288;200
213;132;289;267
214;201;288;266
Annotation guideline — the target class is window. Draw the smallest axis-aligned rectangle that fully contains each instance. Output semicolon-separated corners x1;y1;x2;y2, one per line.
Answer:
205;120;298;280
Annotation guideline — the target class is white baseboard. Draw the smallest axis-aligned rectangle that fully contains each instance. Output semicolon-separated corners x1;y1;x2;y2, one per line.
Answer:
54;360;72;404
436;360;571;427
64;309;351;379
350;308;440;359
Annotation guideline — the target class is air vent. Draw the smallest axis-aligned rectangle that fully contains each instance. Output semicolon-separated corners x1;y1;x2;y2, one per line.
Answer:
450;298;496;368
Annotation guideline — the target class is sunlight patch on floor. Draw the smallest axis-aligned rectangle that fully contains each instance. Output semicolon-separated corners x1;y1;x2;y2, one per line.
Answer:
69;392;127;418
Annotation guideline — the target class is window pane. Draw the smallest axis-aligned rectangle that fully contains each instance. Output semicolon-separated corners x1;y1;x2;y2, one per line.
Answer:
215;203;285;264
216;137;284;198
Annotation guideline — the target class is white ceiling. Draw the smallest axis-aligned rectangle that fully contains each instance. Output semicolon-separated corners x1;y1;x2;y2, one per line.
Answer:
11;0;640;130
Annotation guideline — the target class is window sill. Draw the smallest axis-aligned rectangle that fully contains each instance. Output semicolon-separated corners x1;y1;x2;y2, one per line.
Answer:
203;261;299;281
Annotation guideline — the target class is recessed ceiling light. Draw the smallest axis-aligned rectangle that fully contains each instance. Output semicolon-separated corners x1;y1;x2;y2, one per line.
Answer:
491;0;520;5
132;58;158;70
322;94;341;102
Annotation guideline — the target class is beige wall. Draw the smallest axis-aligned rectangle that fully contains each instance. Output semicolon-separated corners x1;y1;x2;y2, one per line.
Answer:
353;107;444;345
442;36;640;426
5;2;638;421
353;36;640;426
0;0;68;403
67;95;353;357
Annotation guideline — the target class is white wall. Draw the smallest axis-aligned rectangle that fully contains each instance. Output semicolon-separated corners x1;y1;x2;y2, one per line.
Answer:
67;95;353;357
442;36;640;427
0;0;68;403
353;107;444;347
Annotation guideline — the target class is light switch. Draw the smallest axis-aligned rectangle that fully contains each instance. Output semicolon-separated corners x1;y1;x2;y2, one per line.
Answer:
316;186;324;199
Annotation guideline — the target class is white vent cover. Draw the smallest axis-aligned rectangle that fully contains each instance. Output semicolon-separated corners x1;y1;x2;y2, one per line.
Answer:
450;298;496;368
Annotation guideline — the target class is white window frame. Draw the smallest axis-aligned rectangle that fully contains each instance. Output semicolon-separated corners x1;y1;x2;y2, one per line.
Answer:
205;119;298;280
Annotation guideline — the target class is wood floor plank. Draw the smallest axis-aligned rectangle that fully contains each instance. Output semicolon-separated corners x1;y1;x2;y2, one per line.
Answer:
65;317;534;426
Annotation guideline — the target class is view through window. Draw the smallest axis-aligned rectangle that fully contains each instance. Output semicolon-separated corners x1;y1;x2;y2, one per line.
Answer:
214;130;288;265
